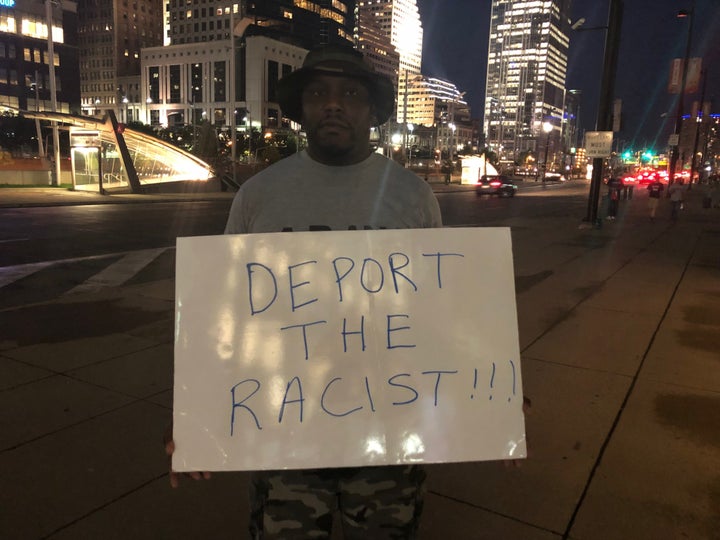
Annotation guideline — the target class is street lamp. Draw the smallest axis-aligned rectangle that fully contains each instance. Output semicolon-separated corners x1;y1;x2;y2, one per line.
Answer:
541;121;553;182
46;0;61;186
145;97;152;124
244;112;252;161
448;122;456;161
406;123;414;167
122;96;129;123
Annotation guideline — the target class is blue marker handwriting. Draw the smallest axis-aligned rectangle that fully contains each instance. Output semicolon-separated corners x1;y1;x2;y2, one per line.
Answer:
246;251;465;315
229;362;518;434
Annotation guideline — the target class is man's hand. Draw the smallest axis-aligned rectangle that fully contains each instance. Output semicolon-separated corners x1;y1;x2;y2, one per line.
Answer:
502;395;532;469
163;426;212;488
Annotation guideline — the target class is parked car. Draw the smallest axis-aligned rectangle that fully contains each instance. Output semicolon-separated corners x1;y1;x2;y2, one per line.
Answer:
476;174;517;197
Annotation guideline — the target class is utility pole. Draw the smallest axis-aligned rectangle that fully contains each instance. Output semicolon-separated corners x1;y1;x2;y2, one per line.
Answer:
229;2;238;185
584;0;624;226
46;0;61;186
32;70;44;157
689;68;707;184
668;0;695;187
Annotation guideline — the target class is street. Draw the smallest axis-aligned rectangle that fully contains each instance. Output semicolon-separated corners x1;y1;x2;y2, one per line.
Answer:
0;180;589;301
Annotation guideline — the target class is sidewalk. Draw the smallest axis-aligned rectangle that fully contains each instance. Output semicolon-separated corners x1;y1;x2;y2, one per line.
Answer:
1;184;718;539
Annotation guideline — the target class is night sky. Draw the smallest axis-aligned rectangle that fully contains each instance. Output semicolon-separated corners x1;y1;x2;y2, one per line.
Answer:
416;0;720;153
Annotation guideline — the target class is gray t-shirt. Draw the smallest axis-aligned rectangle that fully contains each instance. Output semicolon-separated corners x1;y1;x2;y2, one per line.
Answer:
224;150;442;233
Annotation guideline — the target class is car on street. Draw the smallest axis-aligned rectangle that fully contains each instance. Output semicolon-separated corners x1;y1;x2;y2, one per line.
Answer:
543;171;567;182
475;174;517;197
620;174;637;187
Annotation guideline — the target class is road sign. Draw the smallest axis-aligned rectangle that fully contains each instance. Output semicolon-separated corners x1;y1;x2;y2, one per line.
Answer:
668;134;679;146
585;131;613;158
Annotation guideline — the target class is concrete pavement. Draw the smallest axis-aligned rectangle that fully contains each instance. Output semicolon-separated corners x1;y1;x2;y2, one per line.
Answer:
0;182;718;539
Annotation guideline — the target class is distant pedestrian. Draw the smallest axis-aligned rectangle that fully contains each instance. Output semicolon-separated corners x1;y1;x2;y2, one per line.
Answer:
606;178;621;220
647;179;664;221
668;180;685;221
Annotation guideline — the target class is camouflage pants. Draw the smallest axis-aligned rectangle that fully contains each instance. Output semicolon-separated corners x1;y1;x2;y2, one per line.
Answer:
249;465;426;539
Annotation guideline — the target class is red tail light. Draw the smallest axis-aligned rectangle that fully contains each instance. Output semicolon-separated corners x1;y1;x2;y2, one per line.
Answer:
490;181;501;187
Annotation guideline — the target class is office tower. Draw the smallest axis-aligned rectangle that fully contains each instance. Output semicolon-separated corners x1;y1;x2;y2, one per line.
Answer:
484;0;572;161
356;0;421;74
357;0;422;122
402;75;470;152
355;6;400;93
77;0;163;121
0;0;80;115
143;1;355;130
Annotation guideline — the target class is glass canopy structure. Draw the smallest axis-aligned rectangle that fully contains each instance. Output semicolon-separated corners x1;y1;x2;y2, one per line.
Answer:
21;110;214;193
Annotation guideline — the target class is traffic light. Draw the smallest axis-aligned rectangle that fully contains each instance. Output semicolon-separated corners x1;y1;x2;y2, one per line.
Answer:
622;150;632;161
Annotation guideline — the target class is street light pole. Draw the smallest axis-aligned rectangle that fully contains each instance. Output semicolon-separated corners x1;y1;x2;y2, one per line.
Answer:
689;67;707;184
541;121;553;182
668;2;695;186
46;0;61;186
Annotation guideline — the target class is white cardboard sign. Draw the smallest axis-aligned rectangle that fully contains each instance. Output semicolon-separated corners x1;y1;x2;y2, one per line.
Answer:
173;228;526;472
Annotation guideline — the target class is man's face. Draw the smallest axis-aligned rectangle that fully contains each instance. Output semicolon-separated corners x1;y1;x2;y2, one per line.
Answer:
301;74;375;165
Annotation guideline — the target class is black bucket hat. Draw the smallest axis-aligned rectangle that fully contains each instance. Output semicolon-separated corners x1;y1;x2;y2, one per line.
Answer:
277;44;396;125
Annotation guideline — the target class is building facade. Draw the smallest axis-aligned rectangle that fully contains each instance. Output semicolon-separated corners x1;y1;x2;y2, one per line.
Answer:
77;0;164;121
483;0;572;162
142;1;355;133
403;76;472;153
354;4;399;93
356;0;422;122
0;0;80;115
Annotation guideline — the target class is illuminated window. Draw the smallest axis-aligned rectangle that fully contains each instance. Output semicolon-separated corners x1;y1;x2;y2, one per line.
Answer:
24;47;31;61
0;13;16;33
283;10;292;19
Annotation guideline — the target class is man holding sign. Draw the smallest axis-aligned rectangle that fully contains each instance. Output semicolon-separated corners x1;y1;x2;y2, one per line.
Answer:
167;44;443;538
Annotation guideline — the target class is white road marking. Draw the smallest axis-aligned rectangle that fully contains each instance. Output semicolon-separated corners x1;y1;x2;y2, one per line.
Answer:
0;261;55;288
66;248;169;295
0;238;30;244
0;248;172;292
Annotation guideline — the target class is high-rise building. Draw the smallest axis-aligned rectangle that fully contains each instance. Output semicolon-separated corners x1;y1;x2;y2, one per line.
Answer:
77;0;163;121
403;76;470;151
354;6;400;94
357;0;422;122
483;0;572;162
0;0;80;115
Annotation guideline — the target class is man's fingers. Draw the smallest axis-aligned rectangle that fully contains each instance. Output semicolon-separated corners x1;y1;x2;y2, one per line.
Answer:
169;471;180;489
165;439;175;457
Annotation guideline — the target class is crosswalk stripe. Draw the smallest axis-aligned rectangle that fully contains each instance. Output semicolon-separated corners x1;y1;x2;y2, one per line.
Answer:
66;247;169;295
0;261;55;288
